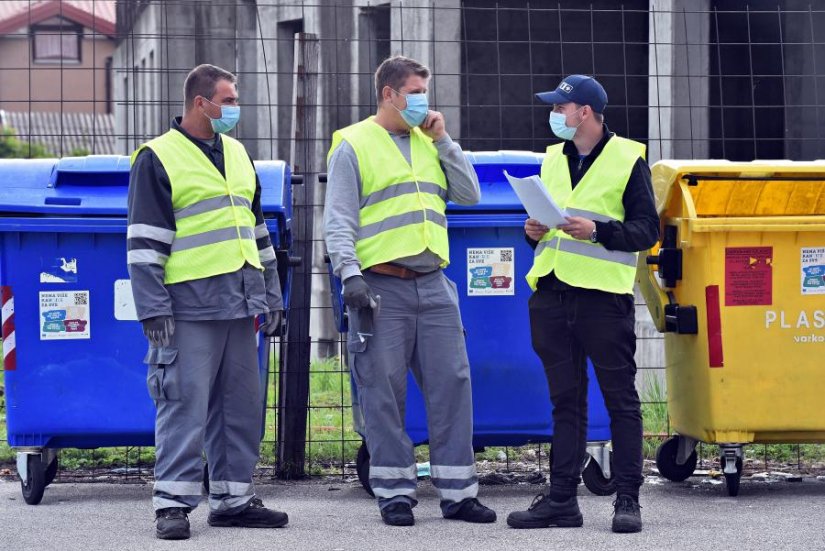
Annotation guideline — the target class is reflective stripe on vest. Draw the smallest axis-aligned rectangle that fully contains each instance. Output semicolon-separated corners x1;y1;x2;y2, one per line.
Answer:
131;129;262;284
526;136;645;294
328;117;450;269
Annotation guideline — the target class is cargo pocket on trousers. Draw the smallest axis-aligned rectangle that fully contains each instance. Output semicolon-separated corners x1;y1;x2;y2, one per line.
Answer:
144;347;181;401
346;308;369;354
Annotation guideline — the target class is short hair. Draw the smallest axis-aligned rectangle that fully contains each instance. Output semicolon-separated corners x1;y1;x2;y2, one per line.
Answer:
183;64;237;110
374;55;430;103
575;103;604;124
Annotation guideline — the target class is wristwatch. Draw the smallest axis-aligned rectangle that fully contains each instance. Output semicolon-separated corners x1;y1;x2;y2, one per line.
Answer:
589;227;598;243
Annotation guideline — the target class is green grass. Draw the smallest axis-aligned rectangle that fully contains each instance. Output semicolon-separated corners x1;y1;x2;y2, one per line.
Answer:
640;371;669;459
4;358;825;475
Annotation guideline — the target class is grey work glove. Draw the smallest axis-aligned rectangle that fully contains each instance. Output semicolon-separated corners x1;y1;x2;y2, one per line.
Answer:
342;275;376;309
260;309;283;337
142;315;175;348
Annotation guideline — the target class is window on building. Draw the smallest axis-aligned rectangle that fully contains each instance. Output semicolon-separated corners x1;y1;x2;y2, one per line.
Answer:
276;18;305;162
32;25;82;63
358;4;391;120
461;0;648;152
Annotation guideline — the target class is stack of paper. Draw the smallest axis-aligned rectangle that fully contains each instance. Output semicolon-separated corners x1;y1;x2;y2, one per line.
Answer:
504;171;569;226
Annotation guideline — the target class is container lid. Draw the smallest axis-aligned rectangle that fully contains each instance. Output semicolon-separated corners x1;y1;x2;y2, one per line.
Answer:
450;150;544;213
652;159;825;217
0;155;291;217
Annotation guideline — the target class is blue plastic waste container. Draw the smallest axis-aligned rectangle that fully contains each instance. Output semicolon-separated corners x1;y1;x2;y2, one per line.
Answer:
329;151;615;496
0;155;293;504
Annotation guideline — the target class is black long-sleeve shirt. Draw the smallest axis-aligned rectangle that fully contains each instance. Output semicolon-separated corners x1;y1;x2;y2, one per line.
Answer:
127;117;282;321
527;124;659;291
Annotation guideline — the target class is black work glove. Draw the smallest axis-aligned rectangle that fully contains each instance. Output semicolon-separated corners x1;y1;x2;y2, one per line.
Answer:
260;310;282;336
142;315;175;348
342;275;375;309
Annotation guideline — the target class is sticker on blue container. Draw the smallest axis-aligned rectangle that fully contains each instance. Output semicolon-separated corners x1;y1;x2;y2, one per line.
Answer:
113;279;138;320
467;247;514;296
39;257;78;283
802;247;825;295
39;290;90;340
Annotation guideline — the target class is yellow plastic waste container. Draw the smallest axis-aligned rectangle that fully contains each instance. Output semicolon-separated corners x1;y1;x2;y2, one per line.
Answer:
638;160;825;496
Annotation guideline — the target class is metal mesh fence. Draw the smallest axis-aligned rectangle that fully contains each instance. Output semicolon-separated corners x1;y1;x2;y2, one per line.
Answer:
1;0;825;487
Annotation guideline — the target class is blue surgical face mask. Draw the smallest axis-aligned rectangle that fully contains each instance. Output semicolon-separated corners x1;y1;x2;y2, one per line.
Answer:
391;89;429;127
549;107;584;140
203;98;240;134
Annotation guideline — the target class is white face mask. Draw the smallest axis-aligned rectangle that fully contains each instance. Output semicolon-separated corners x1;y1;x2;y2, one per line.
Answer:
549;106;584;140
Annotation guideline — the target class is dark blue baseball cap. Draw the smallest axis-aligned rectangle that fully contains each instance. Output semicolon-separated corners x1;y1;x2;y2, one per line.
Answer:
535;75;608;113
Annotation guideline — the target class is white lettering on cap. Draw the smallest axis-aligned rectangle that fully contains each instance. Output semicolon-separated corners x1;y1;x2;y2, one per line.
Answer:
559;82;573;93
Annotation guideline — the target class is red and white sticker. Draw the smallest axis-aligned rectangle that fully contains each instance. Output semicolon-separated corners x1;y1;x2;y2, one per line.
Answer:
1;286;16;370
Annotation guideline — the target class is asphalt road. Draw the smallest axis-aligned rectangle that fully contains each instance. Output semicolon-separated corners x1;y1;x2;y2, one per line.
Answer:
1;476;824;550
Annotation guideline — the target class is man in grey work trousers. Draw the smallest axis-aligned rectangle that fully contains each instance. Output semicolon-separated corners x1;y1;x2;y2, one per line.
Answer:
324;55;496;526
128;64;288;539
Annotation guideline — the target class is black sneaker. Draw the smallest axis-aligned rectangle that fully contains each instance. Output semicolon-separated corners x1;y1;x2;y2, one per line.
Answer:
155;507;190;540
506;494;583;529
207;497;289;528
380;502;415;526
612;495;642;533
444;498;497;523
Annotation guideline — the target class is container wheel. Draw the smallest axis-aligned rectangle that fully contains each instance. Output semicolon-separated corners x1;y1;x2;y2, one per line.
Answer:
655;436;697;482
21;455;46;505
356;441;374;497
582;451;617;496
44;456;59;487
721;455;743;497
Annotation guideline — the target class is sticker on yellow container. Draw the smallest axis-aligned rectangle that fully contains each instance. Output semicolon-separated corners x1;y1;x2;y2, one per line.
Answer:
725;247;772;306
801;247;825;295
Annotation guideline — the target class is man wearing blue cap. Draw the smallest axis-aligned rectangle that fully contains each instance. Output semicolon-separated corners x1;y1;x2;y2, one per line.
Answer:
506;75;658;533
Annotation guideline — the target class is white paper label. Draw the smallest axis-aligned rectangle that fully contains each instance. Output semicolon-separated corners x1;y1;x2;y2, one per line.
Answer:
467;247;515;296
114;279;138;321
801;247;825;295
39;290;90;340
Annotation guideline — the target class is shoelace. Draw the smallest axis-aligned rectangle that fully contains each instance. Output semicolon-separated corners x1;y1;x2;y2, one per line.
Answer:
158;508;188;520
528;493;548;511
247;497;265;509
612;496;641;515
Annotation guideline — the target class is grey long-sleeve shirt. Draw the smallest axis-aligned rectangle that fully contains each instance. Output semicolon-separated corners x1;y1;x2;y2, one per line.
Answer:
127;117;283;321
324;131;480;281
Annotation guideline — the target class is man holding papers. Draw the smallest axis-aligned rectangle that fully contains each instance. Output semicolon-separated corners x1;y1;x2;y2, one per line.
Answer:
506;75;658;533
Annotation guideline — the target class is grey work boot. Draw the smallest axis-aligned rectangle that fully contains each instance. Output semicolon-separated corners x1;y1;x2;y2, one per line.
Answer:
612;494;642;533
506;493;583;529
155;507;191;540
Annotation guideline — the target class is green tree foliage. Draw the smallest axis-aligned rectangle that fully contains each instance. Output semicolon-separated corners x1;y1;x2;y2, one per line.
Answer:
0;127;51;158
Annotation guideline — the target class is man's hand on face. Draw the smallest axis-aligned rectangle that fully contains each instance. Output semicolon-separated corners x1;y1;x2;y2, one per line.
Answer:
421;110;447;142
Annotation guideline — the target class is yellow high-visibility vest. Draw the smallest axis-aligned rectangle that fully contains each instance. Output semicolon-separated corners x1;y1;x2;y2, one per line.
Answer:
328;117;450;269
526;136;646;294
131;129;262;284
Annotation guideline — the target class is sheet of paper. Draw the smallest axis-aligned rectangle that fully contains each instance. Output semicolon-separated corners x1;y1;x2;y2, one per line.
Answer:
503;171;569;227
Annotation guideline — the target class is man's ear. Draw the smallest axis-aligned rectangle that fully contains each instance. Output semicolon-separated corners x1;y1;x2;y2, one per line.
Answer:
382;86;394;103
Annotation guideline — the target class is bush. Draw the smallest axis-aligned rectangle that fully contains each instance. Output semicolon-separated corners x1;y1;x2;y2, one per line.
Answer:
0;127;51;158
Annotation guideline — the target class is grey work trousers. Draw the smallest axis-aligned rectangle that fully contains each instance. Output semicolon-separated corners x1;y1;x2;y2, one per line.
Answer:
146;317;262;513
348;269;478;516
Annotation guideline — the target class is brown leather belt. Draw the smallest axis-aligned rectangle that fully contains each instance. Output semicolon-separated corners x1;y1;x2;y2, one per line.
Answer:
367;263;436;280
